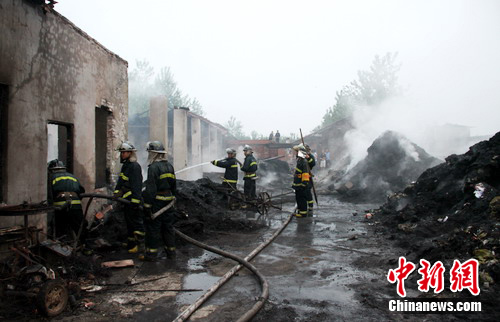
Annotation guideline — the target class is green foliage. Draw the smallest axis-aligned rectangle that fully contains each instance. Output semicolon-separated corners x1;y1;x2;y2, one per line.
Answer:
128;60;155;116
128;60;205;117
321;52;401;128
224;116;249;139
351;52;402;106
250;130;263;140
321;85;357;126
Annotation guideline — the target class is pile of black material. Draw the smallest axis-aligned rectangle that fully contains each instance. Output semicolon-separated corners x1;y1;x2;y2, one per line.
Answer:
375;132;500;305
98;178;265;245
334;131;441;202
258;159;291;189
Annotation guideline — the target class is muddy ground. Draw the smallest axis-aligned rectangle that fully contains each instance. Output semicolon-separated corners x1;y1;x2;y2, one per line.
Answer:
2;194;495;321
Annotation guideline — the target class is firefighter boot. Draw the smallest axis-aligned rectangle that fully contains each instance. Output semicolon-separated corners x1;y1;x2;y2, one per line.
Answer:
126;236;137;253
139;248;159;262
129;231;145;253
165;246;176;260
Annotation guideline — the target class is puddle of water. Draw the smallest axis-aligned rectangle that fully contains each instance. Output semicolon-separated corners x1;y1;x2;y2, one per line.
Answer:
187;250;219;271
176;272;220;304
314;221;337;232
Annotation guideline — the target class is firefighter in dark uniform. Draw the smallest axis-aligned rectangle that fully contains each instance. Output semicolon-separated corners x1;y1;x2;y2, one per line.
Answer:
48;159;88;249
140;141;177;261
240;145;258;200
211;148;239;191
114;141;144;253
292;144;310;218
304;144;316;215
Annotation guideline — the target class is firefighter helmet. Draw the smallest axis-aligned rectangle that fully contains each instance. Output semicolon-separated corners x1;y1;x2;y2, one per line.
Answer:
243;145;253;152
226;148;236;154
48;159;66;171
146;141;166;153
116;141;137;152
292;143;307;152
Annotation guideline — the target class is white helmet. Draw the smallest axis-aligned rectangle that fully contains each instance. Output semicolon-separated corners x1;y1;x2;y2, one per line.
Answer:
226;148;236;154
243;145;253;152
116;141;137;152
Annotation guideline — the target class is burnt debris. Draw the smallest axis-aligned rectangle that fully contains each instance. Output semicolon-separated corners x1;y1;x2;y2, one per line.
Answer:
373;131;499;304
333;131;442;202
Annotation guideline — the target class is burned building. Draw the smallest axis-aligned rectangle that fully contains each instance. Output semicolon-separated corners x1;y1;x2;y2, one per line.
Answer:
0;0;128;235
133;97;232;180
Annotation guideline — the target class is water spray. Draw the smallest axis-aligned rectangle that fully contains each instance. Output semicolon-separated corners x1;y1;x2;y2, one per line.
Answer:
175;161;211;174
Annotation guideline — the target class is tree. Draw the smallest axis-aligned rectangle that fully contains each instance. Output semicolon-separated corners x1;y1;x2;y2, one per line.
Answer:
250;130;263;140
129;60;205;117
321;85;357;127
129;59;155;115
320;52;401;128
351;52;402;106
225;116;248;139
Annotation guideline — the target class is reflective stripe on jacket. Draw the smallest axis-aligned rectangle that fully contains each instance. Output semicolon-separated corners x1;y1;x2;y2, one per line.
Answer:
114;160;143;204
241;154;258;180
143;160;176;208
213;157;239;183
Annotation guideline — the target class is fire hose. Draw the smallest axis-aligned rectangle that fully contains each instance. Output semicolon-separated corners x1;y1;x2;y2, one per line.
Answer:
75;194;294;321
173;212;294;322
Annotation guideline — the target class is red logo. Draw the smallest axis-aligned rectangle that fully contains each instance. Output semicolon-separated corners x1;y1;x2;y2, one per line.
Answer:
450;259;480;295
388;257;480;297
417;259;445;294
387;256;416;297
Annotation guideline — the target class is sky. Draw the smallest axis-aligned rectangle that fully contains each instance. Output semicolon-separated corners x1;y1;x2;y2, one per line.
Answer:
56;0;500;137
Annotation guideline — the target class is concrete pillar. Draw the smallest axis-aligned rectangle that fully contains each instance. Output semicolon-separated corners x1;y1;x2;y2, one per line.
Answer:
201;121;211;173
149;96;168;146
190;117;202;179
173;108;188;178
209;125;218;161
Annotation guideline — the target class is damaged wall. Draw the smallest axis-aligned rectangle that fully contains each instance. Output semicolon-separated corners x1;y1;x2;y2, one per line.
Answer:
0;0;128;231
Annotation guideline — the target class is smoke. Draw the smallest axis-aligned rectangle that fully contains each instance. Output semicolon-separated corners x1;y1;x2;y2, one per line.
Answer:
342;95;488;171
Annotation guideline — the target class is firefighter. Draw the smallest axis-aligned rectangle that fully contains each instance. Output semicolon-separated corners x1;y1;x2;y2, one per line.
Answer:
211;148;239;191
304;144;316;215
140;141;177;261
240;145;258;200
114;141;144;253
48;159;89;252
292;144;310;217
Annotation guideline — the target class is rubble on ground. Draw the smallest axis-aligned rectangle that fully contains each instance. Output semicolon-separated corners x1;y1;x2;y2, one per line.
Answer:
96;178;265;247
373;131;499;299
332;131;441;202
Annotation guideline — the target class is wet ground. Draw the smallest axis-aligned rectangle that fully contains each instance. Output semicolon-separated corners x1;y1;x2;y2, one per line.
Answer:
49;195;495;321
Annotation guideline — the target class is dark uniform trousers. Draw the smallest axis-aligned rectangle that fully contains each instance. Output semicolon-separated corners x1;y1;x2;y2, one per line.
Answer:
145;204;177;251
244;179;256;199
55;208;87;243
295;187;308;215
142;160;177;254
123;205;144;240
241;154;258;200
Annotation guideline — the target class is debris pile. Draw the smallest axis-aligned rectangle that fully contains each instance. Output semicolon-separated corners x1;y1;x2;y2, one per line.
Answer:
257;159;291;189
374;131;500;295
175;178;265;232
333;131;441;201
97;177;265;246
